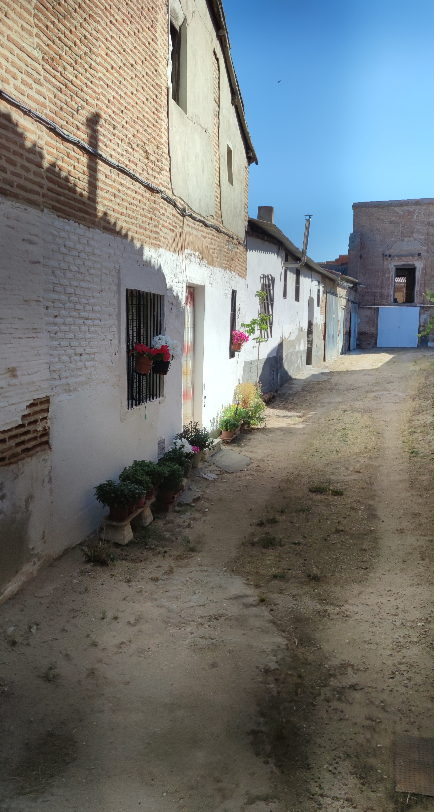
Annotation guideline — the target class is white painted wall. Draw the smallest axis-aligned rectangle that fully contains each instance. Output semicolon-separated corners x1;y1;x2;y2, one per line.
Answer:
238;235;325;390
0;197;247;598
168;0;247;237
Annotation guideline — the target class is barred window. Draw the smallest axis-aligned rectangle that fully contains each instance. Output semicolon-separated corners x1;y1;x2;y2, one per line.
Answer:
126;289;164;409
260;274;274;339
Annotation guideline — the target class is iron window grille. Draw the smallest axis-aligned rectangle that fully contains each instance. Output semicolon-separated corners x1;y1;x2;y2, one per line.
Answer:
229;289;237;358
126;289;164;409
260;274;274;339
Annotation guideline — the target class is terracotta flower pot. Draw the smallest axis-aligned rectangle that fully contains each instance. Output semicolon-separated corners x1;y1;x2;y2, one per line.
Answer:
157;489;176;505
152;359;170;375
221;429;237;442
192;451;202;468
135;355;153;375
135;495;147;508
145;487;155;499
232;342;243;352
108;503;136;522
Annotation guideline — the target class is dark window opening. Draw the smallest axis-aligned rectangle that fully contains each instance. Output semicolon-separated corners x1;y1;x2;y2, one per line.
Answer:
170;22;181;104
260;274;274;339
283;252;288;299
227;145;233;185
126;289;164;409
317;285;320;308
229;289;237;358
394;266;416;303
295;268;300;302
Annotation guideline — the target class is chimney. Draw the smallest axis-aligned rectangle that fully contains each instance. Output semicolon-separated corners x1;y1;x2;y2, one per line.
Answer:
257;206;274;224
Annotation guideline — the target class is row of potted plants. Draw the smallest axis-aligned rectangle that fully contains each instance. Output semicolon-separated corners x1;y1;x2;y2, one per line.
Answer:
130;334;180;376
94;422;215;520
218;382;266;440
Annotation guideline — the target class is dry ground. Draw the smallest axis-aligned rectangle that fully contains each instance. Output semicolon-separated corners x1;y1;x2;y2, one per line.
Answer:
0;349;433;812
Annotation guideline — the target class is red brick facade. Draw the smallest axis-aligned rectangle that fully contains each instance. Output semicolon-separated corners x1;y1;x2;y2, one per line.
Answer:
0;0;250;276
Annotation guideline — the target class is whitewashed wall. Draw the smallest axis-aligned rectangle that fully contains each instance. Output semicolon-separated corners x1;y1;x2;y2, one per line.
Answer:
239;234;325;391
0;196;246;599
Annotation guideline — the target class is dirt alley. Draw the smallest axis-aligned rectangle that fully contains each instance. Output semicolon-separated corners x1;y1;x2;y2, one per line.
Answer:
0;349;434;812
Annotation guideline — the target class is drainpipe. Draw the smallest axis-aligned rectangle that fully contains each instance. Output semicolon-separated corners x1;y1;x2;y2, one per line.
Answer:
283;215;312;270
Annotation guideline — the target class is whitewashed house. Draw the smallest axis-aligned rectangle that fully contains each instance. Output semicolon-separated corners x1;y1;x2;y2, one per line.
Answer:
235;207;359;393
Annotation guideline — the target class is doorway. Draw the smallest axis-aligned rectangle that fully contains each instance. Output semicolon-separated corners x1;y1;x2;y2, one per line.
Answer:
182;286;195;424
393;266;416;303
339;307;345;354
306;296;314;365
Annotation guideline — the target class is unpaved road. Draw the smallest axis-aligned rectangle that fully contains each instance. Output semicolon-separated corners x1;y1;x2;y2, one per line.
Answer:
0;349;433;812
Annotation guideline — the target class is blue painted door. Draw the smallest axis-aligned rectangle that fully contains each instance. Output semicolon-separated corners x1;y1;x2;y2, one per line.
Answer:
377;307;420;348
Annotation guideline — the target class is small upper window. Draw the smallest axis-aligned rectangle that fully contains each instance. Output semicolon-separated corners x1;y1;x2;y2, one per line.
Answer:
170;22;181;104
227;145;233;185
317;286;320;307
394;266;416;303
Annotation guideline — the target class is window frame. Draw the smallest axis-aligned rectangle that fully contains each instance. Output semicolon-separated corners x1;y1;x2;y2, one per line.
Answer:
126;289;164;409
295;268;300;302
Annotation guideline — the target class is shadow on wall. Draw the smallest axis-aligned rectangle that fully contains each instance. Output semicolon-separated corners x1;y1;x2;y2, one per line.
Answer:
0;111;185;597
241;327;318;394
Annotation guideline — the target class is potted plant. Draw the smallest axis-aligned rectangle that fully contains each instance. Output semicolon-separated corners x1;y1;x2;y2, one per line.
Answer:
177;422;214;462
219;415;240;442
234;382;267;428
129;343;155;375
94;480;144;522
159;437;194;474
119;465;153;506
130;460;164;494
231;329;249;352
151;334;180;375
156;462;185;504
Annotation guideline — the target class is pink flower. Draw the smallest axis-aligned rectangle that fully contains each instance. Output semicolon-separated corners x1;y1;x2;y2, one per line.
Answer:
192;446;200;454
232;330;249;343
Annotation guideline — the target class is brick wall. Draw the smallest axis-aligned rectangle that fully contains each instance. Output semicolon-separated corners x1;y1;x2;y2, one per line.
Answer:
347;199;434;308
0;397;50;466
0;0;249;277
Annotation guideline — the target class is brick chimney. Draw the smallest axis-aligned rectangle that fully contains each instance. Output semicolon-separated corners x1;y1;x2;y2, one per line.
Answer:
257;206;274;224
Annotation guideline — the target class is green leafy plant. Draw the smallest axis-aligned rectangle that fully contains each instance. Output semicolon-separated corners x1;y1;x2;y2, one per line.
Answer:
240;291;271;383
178;422;214;451
130;460;165;487
119;465;152;493
219;415;240;431
233;382;266;427
419;290;434;337
159;448;187;467
240;291;270;344
94;479;144;507
158;462;184;491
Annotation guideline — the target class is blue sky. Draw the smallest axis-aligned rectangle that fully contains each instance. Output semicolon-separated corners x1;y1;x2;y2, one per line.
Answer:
222;0;434;261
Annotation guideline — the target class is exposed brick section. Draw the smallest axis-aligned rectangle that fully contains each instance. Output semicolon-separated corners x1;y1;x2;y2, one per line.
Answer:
0;1;250;277
0;397;50;466
347;199;434;347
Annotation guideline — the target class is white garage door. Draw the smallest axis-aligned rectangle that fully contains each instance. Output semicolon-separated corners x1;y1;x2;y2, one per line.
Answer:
377;307;420;348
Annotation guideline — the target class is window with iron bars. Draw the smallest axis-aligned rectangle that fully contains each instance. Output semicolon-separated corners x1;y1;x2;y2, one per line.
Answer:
126;289;164;409
260;274;274;339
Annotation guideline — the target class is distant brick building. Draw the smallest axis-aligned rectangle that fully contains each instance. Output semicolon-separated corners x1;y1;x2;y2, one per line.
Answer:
347;199;434;348
318;254;349;275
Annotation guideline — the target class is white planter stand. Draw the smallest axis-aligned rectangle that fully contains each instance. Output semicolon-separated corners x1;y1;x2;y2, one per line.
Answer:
101;499;154;545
